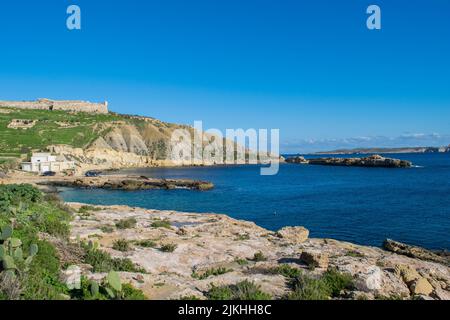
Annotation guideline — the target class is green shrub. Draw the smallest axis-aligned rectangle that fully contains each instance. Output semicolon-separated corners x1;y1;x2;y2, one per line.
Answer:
82;245;144;273
345;250;365;258
321;268;354;297
34;215;70;238
252;251;267;262
21;240;68;300
0;184;42;209
235;258;249;266
150;219;171;229
100;225;114;233
135;240;156;248
78;205;101;214
121;283;147;300
207;280;272;300
234;233;250;241
192;267;233;280
112;239;131;252
159;243;177;252
287;268;354;300
180;295;202;300
271;264;302;279
287;274;330;300
115;218;137;229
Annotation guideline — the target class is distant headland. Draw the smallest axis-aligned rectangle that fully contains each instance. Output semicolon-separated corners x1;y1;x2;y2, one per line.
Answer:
315;146;450;155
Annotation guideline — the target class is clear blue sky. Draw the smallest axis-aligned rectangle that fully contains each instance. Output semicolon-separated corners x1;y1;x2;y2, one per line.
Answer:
0;0;449;152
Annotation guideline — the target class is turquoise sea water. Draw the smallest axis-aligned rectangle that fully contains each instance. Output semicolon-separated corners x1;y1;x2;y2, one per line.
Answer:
60;153;450;250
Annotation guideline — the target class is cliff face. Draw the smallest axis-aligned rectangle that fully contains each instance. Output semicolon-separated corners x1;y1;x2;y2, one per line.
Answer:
48;121;240;171
1;106;272;171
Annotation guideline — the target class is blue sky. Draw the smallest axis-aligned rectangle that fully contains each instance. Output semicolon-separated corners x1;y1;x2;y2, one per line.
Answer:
0;0;449;152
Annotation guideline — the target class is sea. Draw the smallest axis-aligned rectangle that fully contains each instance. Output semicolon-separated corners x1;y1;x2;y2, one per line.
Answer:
59;153;450;250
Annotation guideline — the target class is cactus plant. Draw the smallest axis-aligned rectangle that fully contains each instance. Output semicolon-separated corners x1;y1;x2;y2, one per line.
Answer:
90;280;99;296
0;225;13;240
107;271;122;292
0;224;38;274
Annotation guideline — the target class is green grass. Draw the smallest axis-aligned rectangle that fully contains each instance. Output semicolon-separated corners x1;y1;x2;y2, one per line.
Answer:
345;250;365;258
159;243;177;252
192;267;233;280
78;205;102;214
100;225;114;233
321;268;354;296
234;233;250;241
286;268;354;300
112;239;131;252
115;218;137;229
82;245;145;273
0;108;123;155
207;280;272;300
270;264;302;279
252;251;267;262
150;219;172;229
134;240;157;248
235;258;249;266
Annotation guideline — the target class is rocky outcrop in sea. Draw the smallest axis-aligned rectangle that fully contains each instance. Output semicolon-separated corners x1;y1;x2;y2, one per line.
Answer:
306;155;412;168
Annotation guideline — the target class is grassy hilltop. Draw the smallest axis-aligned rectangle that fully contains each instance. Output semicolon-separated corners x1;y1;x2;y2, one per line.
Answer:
0;107;189;162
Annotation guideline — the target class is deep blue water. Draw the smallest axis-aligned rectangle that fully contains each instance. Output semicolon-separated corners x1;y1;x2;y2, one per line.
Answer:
60;153;450;250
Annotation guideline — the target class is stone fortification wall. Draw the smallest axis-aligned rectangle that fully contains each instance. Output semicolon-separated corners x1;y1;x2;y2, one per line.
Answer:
0;98;108;113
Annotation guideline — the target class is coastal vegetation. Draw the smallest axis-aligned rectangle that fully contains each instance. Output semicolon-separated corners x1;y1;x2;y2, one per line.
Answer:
159;243;177;253
1;184;448;300
0;108;121;157
0;107;190;164
115;218;137;229
0;184;146;300
286;268;354;300
151;219;172;229
192;267;233;280
207;280;272;300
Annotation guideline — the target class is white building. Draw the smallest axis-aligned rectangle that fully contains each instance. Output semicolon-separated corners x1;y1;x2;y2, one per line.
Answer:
21;152;75;173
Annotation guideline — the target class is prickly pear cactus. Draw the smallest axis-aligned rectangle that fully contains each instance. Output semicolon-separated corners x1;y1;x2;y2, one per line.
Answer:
90;280;99;296
0;224;38;273
107;271;122;292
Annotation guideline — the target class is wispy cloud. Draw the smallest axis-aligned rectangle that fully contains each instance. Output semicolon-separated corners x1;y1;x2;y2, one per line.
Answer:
281;133;450;154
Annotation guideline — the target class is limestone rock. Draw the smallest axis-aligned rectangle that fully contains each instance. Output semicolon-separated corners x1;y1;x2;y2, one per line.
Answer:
300;250;329;268
432;287;450;300
354;266;382;292
384;239;448;265
308;155;411;168
285;156;309;164
394;264;421;284
276;226;309;244
410;278;433;296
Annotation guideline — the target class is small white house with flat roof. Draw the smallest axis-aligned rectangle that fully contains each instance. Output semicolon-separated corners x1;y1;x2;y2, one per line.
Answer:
21;152;75;173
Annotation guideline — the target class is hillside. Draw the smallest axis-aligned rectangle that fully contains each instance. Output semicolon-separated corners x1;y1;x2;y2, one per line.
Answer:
0;107;246;171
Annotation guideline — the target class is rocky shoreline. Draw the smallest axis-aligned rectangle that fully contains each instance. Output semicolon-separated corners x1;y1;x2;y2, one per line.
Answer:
64;203;449;300
286;154;412;168
0;172;214;191
38;176;214;191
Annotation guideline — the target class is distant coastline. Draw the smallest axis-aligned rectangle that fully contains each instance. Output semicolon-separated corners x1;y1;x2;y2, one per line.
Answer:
312;145;450;155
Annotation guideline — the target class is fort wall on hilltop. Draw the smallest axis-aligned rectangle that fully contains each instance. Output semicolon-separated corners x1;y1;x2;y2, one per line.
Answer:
0;98;108;114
